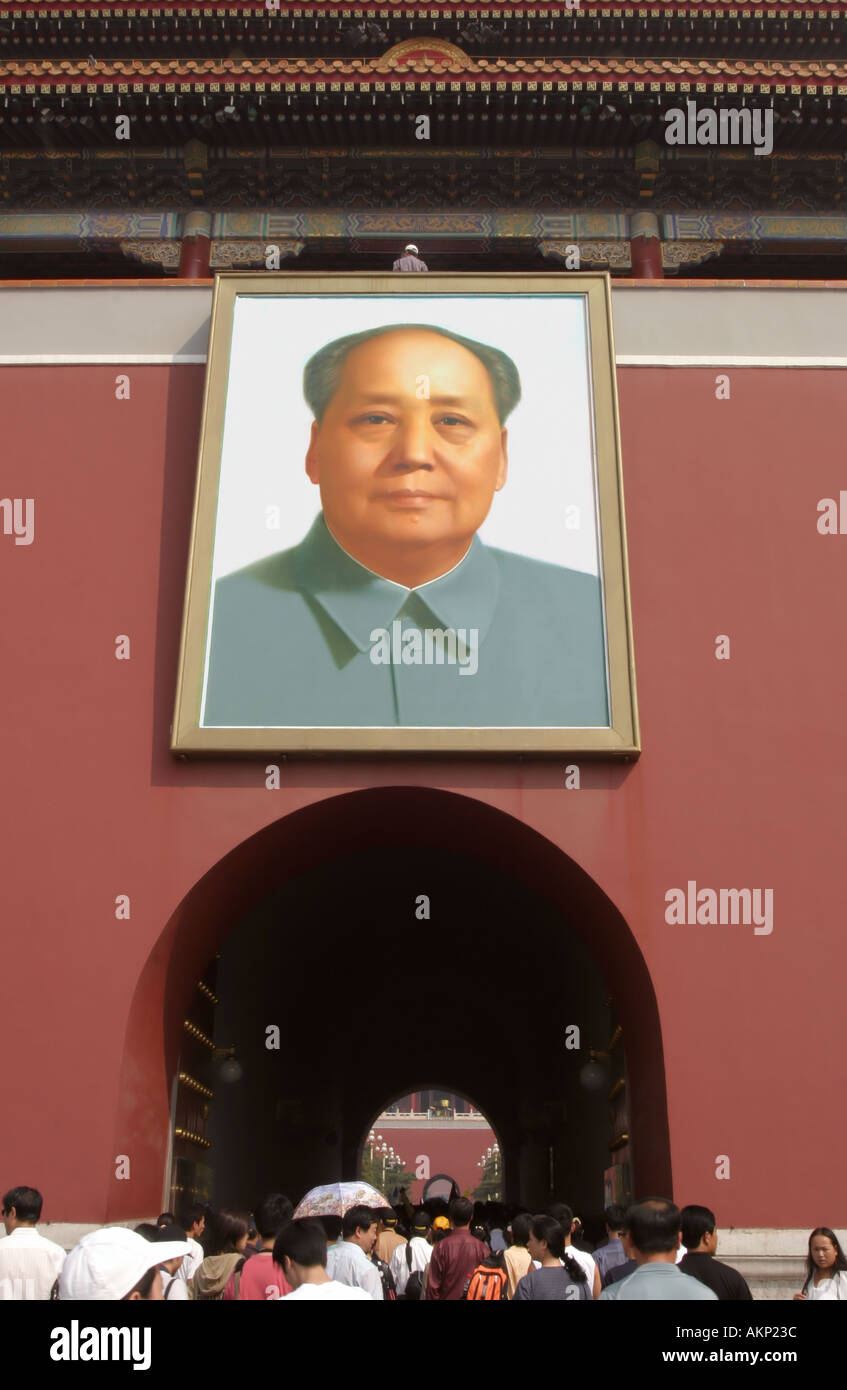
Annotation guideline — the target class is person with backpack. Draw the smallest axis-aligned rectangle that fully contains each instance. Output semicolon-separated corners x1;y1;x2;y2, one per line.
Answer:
391;1209;433;1299
513;1216;591;1301
463;1246;510;1301
371;1247;398;1300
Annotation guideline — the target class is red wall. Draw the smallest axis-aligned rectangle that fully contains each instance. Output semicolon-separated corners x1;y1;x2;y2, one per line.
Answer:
374;1126;498;1204
1;352;845;1227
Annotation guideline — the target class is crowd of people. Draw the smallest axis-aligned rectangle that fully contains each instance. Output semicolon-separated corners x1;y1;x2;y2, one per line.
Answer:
1;1184;845;1302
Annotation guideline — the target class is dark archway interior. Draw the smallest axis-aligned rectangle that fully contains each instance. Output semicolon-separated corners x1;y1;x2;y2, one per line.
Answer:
111;787;670;1226
206;847;623;1226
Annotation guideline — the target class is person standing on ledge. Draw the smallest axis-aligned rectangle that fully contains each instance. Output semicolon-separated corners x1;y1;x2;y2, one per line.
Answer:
393;242;428;271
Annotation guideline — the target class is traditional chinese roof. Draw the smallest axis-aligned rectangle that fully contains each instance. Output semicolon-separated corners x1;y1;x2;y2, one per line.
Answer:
5;54;847;86
3;0;847;275
3;4;847;65
2;2;846;11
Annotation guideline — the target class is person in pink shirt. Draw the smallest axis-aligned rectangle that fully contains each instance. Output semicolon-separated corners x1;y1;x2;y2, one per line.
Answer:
223;1194;294;1300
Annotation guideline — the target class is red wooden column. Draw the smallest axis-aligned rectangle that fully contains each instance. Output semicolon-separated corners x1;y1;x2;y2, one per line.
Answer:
630;212;664;279
178;211;212;278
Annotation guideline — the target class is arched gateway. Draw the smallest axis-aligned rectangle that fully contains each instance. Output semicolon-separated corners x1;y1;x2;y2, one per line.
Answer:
108;787;670;1225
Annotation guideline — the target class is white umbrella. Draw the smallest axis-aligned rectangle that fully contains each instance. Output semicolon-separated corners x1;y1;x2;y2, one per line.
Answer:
293;1180;392;1219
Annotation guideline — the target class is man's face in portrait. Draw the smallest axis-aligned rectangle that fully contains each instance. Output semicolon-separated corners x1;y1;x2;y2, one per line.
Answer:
305;328;508;587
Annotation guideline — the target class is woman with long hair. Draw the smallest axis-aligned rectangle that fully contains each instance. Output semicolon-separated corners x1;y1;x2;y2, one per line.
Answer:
191;1209;250;1300
794;1228;847;1300
513;1216;591;1301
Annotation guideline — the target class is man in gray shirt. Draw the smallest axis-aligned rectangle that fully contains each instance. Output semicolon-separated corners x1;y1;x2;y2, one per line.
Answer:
392;242;428;271
599;1198;717;1301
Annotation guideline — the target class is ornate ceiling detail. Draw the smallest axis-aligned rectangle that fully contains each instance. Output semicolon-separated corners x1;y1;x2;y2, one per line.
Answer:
662;239;726;269
210;238;304;267
119;238;179;268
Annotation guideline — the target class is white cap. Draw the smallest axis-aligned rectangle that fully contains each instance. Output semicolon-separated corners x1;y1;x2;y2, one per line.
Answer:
405;244;419;254
59;1227;192;1301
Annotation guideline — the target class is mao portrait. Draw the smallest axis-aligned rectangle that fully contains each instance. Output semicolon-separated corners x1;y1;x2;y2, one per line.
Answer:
172;275;639;755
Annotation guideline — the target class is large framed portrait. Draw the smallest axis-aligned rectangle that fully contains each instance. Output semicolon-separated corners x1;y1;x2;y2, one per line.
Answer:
172;272;639;755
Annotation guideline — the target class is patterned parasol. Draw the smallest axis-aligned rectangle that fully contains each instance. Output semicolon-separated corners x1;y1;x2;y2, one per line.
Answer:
293;1180;393;1219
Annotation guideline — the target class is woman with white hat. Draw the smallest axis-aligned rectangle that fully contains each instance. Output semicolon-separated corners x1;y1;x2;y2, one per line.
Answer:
59;1226;191;1301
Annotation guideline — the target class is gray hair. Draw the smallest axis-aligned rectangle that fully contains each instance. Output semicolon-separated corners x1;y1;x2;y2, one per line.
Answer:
303;323;522;425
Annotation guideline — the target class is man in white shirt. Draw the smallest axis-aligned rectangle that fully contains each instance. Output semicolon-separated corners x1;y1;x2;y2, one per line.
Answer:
174;1203;206;1288
0;1185;66;1299
277;1219;374;1301
325;1205;383;1300
390;1210;433;1297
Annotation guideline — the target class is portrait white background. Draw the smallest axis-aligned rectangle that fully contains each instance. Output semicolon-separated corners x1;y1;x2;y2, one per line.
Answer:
211;293;602;584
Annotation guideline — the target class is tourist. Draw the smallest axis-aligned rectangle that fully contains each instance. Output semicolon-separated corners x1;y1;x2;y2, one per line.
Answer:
59;1226;190;1301
599;1199;717;1301
594;1204;630;1286
679;1205;753;1300
152;1223;191;1300
425;1196;489;1300
419;1215;450;1297
570;1216;594;1253
191;1210;250;1300
548;1202;601;1298
0;1185;66;1300
221;1193;294;1300
277;1219;373;1300
375;1208;406;1265
513;1216;591;1301
325;1205;383;1300
392;243;428;272
603;1224;637;1288
487;1205;509;1254
371;1245;398;1300
794;1227;847;1300
174;1202;206;1289
391;1209;433;1298
503;1212;533;1297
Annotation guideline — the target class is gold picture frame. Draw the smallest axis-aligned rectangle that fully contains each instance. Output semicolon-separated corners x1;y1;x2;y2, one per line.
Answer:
171;272;639;756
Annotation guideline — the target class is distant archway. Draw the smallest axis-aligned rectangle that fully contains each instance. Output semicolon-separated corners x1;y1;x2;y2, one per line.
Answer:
359;1086;501;1205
